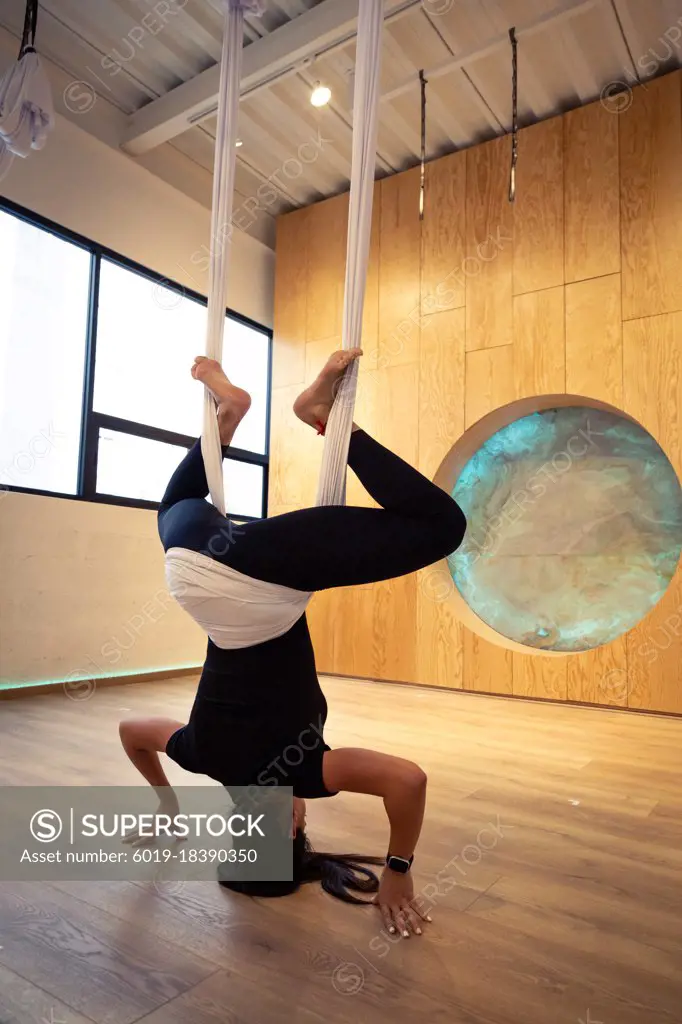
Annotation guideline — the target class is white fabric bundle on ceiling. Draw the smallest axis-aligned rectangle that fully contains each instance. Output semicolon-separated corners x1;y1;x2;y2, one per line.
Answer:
0;0;54;182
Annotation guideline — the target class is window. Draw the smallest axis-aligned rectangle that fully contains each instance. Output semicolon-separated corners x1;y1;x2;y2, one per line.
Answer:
0;210;91;494
0;201;271;519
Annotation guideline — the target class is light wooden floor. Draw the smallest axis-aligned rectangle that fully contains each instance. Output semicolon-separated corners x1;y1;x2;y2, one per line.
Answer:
1;674;681;1024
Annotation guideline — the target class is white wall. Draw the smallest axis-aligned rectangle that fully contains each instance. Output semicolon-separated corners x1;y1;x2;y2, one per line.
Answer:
0;113;274;688
1;113;275;328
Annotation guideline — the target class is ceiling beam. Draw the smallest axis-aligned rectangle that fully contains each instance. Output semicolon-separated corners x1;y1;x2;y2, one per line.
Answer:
121;0;420;155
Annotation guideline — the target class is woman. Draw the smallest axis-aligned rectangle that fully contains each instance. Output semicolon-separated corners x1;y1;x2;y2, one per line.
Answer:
119;349;466;937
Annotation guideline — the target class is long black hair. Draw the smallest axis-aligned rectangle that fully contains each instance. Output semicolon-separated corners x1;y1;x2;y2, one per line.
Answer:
219;829;384;903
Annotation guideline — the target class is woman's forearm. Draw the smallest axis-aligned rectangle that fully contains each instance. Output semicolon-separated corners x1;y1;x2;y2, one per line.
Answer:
383;772;427;859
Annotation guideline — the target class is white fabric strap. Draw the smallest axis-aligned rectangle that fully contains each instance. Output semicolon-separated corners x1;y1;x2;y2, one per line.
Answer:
0;51;54;181
201;0;262;515
315;0;384;507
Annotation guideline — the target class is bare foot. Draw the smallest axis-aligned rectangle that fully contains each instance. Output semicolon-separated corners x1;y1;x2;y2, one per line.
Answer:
293;348;362;429
192;356;251;445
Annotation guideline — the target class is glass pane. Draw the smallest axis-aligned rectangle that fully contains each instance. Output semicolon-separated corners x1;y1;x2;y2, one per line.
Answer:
223;319;270;455
96;429;187;503
94;260;205;438
223;459;264;519
0;210;90;494
94;261;270;455
97;429;264;517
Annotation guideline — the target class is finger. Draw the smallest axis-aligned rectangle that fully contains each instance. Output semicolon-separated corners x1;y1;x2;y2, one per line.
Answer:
402;903;424;936
393;907;410;939
373;898;397;935
411;901;433;924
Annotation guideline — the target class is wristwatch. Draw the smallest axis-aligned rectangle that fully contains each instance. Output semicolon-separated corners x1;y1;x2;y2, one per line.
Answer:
385;853;414;874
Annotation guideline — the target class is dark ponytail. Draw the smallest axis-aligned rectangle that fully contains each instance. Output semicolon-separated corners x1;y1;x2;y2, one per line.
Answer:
219;829;384;903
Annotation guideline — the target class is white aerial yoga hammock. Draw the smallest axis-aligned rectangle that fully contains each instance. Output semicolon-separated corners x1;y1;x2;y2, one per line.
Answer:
0;0;54;182
202;0;384;514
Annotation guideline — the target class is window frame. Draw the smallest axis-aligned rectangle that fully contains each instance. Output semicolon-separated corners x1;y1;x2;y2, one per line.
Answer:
0;197;272;521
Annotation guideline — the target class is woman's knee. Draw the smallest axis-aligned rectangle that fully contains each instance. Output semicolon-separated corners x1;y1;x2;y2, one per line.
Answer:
433;501;467;559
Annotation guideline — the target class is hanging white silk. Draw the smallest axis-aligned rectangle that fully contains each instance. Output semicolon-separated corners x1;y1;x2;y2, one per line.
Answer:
203;0;382;514
315;0;384;507
0;50;54;181
201;0;263;515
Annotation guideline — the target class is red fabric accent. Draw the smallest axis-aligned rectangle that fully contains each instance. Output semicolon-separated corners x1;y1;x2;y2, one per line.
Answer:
315;420;326;436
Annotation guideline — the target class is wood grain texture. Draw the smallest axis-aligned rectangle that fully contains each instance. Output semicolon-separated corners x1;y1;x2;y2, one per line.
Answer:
0;881;214;1024
416;565;463;689
623;311;682;478
566;636;628;707
513;653;568;700
379;168;422;368
2;677;682;1024
566;273;623;405
564;99;620;284
306;192;349;342
465;345;516;428
513;286;566;399
620;70;682;320
463;628;513;694
627;570;682;714
513;117;564;296
623;310;682;714
421;151;467;315
272;207;308;387
465;135;514;351
0;963;94;1024
267;383;318;511
271;79;681;713
418;307;466;479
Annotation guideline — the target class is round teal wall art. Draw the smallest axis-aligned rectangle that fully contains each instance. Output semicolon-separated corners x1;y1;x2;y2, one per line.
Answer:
448;406;682;653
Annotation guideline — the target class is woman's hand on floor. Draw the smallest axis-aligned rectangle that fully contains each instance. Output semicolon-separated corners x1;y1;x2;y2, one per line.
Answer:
122;792;182;847
373;868;431;937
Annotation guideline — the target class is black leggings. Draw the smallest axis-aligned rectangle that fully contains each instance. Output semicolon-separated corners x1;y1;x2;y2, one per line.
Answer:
158;429;466;590
159;429;465;798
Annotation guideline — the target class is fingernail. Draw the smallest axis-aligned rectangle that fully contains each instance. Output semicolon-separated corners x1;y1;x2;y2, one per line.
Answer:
389;926;396;934
402;930;409;938
426;916;432;922
416;928;422;935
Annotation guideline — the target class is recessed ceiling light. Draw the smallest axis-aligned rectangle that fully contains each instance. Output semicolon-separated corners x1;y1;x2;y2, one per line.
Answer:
235;139;243;147
310;82;331;107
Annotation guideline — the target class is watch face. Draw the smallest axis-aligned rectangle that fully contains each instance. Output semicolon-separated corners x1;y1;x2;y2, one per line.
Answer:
387;855;410;874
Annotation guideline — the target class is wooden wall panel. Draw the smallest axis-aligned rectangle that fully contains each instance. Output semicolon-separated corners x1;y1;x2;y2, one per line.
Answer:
565;274;623;405
623;311;682;478
272;75;682;716
566;637;628;707
463;629;513;694
416;566;463;690
620;71;682;321
465;346;515;429
513;655;567;701
305;193;348;342
465;135;514;351
268;384;318;510
623;310;682;714
627;572;682;714
421;151;466;315
379;168;421;368
513;118;565;296
513;286;566;399
272;208;308;387
564;100;620;284
418;307;466;479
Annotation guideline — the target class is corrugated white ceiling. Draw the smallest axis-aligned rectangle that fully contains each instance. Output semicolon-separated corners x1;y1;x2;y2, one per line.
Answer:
1;0;681;248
